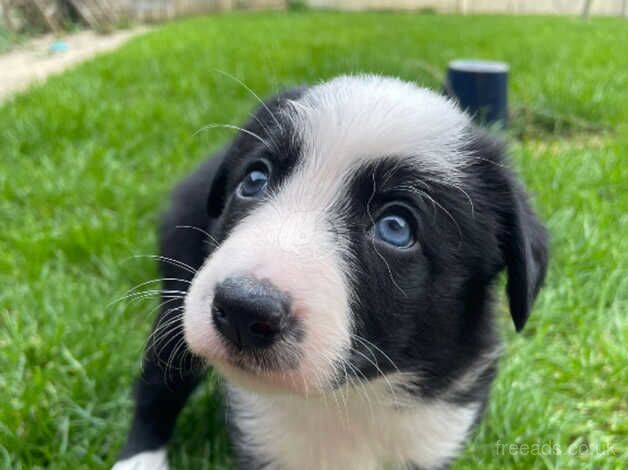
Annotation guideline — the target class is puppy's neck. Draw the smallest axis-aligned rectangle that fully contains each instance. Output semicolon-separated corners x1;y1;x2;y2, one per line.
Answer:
227;375;479;470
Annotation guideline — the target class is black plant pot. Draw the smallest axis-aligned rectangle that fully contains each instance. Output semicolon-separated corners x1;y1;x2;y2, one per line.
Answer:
446;59;509;127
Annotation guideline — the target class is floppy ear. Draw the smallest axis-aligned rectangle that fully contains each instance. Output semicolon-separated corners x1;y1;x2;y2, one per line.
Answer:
501;182;549;331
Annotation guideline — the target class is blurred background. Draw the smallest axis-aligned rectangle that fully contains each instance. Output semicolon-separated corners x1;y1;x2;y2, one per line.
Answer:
1;1;626;469
1;1;627;99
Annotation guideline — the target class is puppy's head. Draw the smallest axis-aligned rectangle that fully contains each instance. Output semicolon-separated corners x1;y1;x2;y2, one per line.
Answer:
184;76;548;395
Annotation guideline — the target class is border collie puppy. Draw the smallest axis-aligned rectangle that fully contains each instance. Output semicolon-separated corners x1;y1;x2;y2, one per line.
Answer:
114;75;548;470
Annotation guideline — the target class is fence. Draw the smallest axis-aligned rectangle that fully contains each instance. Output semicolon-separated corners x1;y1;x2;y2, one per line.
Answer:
121;0;286;22
306;0;628;16
0;0;287;33
2;0;625;35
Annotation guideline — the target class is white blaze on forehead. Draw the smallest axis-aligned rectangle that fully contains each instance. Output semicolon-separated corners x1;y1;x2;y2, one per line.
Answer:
287;74;471;183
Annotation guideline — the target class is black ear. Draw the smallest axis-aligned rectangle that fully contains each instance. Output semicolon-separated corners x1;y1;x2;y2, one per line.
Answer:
501;182;549;331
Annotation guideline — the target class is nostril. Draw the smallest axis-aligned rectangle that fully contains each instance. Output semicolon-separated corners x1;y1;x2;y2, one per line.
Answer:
212;303;241;347
249;320;279;338
212;305;226;320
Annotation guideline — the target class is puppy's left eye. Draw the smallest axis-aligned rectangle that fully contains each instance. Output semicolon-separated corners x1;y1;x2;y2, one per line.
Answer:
238;167;269;198
373;210;415;248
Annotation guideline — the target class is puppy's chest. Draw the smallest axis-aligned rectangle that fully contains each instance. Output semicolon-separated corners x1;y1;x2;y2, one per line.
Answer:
228;386;479;470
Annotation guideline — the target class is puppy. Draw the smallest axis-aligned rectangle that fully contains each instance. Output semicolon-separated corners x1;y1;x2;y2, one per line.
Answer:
114;75;548;470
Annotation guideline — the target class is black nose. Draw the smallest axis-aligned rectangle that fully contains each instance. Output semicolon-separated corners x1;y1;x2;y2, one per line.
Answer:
212;276;290;350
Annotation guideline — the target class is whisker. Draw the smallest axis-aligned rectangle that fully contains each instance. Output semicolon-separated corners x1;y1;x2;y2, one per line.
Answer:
140;296;185;322
129;255;197;275
155;327;186;372
114;277;191;296
149;315;184;345
108;290;185;308
167;336;191;378
175;225;220;248
426;177;475;219
341;359;377;421
147;309;185;346
366;166;407;297
393;184;463;244
347;346;399;408
350;334;401;375
247;110;280;153
193;123;273;152
214;69;284;132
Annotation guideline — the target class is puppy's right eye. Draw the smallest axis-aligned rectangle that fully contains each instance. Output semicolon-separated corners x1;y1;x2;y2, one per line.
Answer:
238;167;269;198
370;205;417;249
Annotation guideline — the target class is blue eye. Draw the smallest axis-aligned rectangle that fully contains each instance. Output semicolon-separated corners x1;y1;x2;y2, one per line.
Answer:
374;212;415;248
239;168;269;197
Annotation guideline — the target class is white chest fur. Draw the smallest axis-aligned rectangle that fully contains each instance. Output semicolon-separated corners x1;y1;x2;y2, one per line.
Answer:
228;376;480;470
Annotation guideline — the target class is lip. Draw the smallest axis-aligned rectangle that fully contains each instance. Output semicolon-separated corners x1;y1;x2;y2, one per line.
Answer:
212;359;314;395
220;340;302;373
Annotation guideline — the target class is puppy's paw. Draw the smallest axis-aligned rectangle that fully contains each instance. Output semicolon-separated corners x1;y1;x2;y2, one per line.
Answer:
112;449;168;470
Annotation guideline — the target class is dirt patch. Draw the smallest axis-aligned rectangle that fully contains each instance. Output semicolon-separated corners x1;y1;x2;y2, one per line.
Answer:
0;27;148;102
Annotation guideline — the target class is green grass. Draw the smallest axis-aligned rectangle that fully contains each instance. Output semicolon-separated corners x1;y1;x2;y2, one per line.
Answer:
0;25;12;53
1;11;626;469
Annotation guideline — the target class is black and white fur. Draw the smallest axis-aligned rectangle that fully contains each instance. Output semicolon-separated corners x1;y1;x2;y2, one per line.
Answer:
114;75;548;470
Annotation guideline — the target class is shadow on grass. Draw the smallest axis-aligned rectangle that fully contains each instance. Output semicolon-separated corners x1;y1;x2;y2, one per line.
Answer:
169;375;233;469
509;104;610;140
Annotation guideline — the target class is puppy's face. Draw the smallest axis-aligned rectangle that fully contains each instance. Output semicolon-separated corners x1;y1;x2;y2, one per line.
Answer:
184;76;548;395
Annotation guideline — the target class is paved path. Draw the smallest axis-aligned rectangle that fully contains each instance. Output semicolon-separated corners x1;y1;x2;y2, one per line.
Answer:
0;27;148;102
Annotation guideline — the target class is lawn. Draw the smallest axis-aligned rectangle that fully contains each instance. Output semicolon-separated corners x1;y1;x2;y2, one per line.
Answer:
0;11;626;470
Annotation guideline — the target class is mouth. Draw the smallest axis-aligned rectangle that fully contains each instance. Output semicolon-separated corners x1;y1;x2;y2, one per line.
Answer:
210;352;318;395
221;340;304;374
189;331;345;395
